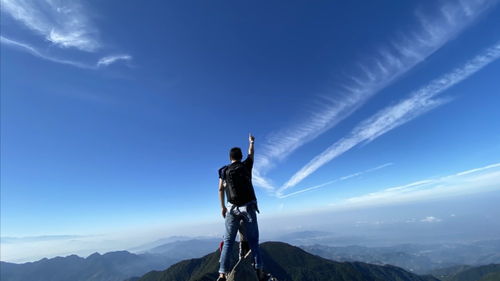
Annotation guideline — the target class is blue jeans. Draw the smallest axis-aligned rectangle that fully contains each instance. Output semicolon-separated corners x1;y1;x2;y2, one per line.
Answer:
219;202;263;274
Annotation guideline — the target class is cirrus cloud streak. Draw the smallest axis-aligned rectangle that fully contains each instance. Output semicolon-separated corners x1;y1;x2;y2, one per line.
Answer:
279;42;500;194
254;0;498;191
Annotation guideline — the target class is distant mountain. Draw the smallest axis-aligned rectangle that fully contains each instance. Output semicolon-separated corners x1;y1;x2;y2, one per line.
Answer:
302;244;438;273
301;239;500;274
146;238;221;259
428;264;500;281
132;242;439;281
1;238;223;281
3;238;496;281
127;236;192;253
0;251;175;281
276;231;371;246
128;236;219;254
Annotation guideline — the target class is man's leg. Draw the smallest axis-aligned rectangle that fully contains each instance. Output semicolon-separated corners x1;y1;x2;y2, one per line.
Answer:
243;204;263;270
219;209;240;276
238;221;250;259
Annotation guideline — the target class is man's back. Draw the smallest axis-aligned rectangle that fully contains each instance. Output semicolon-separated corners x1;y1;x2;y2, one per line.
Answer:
223;156;256;206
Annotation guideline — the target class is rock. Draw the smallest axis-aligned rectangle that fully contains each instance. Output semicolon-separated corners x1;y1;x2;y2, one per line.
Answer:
227;258;259;281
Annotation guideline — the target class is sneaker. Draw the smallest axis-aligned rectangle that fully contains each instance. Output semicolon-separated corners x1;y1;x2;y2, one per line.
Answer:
239;240;251;259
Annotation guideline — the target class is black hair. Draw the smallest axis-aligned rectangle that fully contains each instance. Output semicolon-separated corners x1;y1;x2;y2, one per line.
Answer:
229;147;243;161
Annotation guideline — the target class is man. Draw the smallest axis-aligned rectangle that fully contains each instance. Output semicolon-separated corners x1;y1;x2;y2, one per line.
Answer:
217;176;251;260
217;134;266;281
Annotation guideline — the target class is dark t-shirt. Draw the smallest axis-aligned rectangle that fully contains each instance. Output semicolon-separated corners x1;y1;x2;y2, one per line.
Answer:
218;156;256;205
218;156;253;180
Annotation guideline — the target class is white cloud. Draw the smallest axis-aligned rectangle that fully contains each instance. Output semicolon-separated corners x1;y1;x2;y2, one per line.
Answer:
252;169;276;191
97;55;132;67
421;216;442;223
1;1;133;69
332;163;500;210
254;0;497;190
278;163;392;198
1;36;132;69
0;36;93;68
1;235;86;244
279;42;500;193
1;0;100;51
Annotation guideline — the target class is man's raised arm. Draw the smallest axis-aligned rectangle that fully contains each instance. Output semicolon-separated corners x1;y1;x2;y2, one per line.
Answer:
248;133;255;160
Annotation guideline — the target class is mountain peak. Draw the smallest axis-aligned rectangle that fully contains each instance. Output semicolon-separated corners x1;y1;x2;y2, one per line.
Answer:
227;258;259;281
86;252;101;259
132;241;439;281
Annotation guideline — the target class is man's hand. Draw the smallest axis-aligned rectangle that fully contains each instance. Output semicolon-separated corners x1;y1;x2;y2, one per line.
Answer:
222;207;227;218
248;133;255;159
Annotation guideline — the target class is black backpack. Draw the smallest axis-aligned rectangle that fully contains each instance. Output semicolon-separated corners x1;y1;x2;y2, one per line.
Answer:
225;162;255;206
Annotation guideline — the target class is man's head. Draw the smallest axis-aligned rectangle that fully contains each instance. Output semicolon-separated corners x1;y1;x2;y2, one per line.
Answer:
229;147;243;162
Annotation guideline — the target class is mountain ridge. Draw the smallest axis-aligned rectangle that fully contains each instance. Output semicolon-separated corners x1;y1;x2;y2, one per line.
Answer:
132;241;439;281
0;250;176;281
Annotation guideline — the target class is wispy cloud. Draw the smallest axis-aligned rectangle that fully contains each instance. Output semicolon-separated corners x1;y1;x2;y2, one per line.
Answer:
253;169;276;191
1;235;87;244
1;1;132;69
1;36;93;68
255;0;498;189
1;0;99;52
97;55;132;67
279;42;500;193
278;163;393;198
333;163;500;209
1;36;131;69
420;216;441;223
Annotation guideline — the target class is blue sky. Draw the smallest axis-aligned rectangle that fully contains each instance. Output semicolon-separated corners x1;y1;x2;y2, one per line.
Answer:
1;0;500;262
